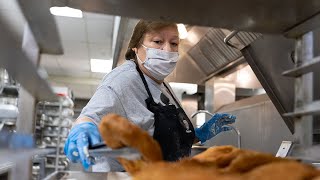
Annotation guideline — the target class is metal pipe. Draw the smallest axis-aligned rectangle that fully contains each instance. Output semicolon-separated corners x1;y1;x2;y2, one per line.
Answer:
191;110;241;148
223;30;240;49
223;124;241;149
191;110;214;118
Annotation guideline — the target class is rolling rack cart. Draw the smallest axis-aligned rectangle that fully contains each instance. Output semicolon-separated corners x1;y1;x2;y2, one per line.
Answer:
33;91;74;179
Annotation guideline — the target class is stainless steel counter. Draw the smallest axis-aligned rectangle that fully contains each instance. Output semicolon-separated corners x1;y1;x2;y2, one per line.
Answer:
44;171;131;180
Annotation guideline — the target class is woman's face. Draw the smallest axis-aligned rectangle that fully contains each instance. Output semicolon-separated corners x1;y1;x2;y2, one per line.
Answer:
134;26;180;61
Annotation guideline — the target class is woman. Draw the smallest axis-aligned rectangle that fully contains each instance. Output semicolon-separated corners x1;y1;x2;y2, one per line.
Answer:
64;20;236;171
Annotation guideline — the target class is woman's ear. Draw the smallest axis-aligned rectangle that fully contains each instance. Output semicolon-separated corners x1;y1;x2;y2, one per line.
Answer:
132;48;137;53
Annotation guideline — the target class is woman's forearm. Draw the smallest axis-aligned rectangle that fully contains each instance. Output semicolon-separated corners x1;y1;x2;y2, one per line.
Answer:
72;116;95;127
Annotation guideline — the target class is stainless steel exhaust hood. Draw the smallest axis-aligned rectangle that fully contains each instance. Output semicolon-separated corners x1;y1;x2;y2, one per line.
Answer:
187;29;261;76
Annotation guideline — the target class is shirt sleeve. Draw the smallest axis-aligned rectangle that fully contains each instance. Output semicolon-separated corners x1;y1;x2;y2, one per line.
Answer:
78;85;126;124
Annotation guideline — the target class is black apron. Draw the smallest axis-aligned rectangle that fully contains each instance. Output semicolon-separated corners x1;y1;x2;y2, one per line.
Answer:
136;65;195;161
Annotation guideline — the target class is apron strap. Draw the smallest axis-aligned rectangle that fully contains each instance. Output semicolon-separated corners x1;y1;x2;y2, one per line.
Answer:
163;83;191;119
135;63;155;102
136;62;191;120
163;83;183;109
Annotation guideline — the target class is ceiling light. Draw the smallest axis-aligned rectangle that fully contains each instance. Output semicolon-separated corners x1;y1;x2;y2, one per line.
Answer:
90;59;113;73
177;24;188;39
50;7;83;18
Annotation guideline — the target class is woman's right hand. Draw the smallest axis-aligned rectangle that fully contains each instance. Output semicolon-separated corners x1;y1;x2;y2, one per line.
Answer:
64;122;101;169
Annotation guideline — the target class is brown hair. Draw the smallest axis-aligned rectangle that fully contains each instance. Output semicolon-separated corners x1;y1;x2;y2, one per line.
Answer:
125;20;178;60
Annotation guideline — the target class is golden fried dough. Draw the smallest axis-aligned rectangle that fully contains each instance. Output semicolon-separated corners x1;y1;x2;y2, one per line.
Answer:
99;114;320;180
99;113;162;162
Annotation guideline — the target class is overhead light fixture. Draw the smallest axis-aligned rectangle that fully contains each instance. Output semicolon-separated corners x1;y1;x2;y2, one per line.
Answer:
177;23;188;39
90;59;113;73
50;7;83;18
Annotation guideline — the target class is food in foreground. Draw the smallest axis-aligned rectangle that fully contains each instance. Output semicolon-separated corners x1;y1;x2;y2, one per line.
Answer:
99;114;320;180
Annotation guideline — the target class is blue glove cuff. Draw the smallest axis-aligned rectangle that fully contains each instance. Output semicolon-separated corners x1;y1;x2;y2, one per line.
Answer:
195;127;207;144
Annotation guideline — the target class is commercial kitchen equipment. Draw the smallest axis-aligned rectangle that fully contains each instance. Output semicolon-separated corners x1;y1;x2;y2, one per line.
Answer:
1;0;320;179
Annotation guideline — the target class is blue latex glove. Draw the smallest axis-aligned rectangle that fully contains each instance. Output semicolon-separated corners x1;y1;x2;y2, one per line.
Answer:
195;113;236;143
64;122;101;169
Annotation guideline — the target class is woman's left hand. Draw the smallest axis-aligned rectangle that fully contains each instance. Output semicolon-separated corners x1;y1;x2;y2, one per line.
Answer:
194;113;236;143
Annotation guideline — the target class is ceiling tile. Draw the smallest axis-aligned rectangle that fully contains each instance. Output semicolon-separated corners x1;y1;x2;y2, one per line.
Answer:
55;16;86;42
59;70;92;78
40;54;59;68
50;81;67;87
89;43;112;60
46;68;66;76
86;18;113;44
57;57;90;72
60;42;89;60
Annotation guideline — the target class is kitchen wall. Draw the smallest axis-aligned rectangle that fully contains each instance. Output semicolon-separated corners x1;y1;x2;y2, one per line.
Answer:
205;94;294;154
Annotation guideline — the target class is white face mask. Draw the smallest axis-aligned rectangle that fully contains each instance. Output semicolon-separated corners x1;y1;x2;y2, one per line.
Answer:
136;44;179;80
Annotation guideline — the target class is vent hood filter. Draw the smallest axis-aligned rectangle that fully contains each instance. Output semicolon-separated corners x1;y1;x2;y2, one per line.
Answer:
188;28;261;76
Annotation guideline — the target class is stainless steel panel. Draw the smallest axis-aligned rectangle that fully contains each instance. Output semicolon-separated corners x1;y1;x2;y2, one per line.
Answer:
212;81;236;112
17;0;63;54
112;17;137;68
52;0;320;35
44;171;130;180
285;12;320;38
204;78;215;114
262;102;294;153
290;145;320;161
206;95;294;154
0;149;54;180
292;32;314;147
0;16;58;101
313;29;320;144
16;87;36;134
241;35;296;133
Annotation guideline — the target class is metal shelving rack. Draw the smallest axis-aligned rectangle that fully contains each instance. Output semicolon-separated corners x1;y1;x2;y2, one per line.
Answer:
0;1;62;180
282;32;320;161
34;97;74;177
